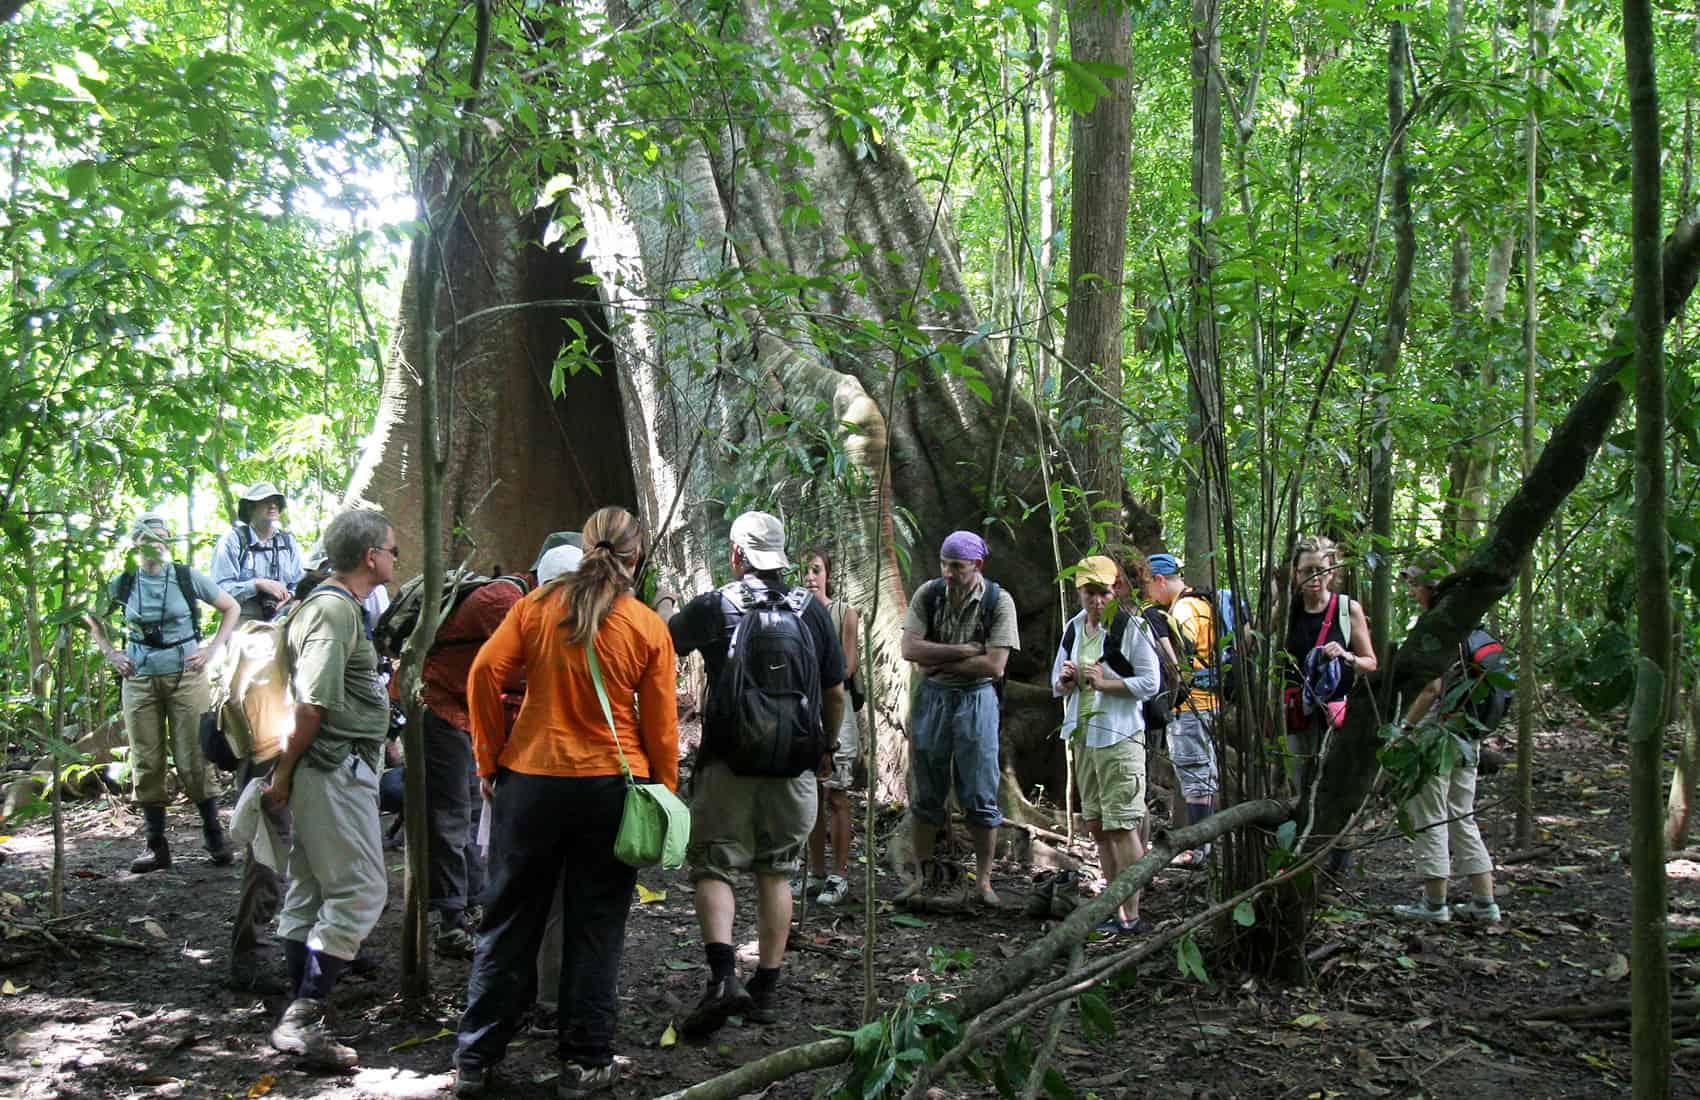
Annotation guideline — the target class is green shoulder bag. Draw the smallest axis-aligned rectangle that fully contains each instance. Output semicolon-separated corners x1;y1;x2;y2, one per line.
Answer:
587;638;690;869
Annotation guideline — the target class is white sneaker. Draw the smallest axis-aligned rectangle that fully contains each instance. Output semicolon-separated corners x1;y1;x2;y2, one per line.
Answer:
790;875;825;900
815;875;850;906
1392;898;1451;923
1455;897;1502;923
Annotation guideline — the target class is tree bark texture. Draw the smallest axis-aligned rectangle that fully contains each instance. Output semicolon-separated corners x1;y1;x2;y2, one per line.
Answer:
1623;0;1672;1088
1060;0;1132;548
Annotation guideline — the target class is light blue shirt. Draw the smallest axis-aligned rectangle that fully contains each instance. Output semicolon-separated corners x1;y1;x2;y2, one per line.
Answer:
211;524;304;622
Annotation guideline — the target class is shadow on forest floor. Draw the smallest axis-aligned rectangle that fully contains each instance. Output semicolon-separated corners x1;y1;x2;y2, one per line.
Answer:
1;703;1696;1099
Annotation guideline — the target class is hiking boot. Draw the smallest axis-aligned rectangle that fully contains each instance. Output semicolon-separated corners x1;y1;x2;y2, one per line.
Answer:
747;974;783;1024
270;997;359;1072
198;798;235;866
790;875;825;900
815;874;850;906
681;973;752;1039
131;805;171;874
435;923;477;960
527;1004;560;1037
1454;897;1503;924
557;1059;618;1098
895;877;927;910
1392;898;1451;924
454;1063;497;1097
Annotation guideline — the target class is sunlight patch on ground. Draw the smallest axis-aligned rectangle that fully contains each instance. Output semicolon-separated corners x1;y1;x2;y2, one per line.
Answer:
1667;859;1700;882
1535;815;1584;830
349;1066;454;1099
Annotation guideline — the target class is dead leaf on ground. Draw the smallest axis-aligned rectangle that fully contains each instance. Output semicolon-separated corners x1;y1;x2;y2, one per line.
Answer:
1604;953;1629;981
245;1074;275;1098
636;884;666;904
1290;1013;1329;1029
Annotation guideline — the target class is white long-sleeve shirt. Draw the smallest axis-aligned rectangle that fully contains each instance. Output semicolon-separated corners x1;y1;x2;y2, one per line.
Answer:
1051;608;1161;749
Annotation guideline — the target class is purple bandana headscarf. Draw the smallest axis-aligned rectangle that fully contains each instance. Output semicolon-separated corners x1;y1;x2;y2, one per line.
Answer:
940;530;988;563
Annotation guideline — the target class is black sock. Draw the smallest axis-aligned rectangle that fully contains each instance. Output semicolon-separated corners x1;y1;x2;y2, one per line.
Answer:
705;942;735;983
439;908;465;932
746;967;781;996
284;939;308;997
1185;802;1211;827
299;948;348;1001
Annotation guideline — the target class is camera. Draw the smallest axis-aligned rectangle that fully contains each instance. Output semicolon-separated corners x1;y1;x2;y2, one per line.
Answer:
137;622;168;649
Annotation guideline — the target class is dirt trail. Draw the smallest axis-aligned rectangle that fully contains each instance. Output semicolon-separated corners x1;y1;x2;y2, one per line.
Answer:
1;714;1695;1098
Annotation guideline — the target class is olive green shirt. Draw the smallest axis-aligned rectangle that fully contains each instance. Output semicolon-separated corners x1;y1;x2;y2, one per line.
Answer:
286;586;388;771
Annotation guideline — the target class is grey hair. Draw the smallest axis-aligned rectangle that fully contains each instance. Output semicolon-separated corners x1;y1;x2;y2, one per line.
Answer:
323;509;392;573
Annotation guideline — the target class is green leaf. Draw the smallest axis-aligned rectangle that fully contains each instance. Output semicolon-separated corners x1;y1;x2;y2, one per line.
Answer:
65;160;97;197
1175;933;1209;983
1233;900;1256;927
1077;990;1114;1040
891;914;930;928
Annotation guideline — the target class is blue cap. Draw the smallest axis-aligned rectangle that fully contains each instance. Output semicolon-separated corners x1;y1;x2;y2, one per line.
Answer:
1147;552;1181;577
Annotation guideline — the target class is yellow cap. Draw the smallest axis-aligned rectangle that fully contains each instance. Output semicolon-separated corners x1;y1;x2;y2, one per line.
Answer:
1075;555;1119;590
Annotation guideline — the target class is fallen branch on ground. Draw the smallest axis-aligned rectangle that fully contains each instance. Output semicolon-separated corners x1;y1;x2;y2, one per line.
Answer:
657;799;1293;1100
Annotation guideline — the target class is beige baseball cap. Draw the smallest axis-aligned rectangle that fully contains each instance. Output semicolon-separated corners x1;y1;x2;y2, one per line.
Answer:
730;511;790;572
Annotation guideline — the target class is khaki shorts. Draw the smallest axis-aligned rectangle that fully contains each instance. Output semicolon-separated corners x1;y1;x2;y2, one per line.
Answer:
1078;737;1146;833
688;758;817;883
822;708;861;792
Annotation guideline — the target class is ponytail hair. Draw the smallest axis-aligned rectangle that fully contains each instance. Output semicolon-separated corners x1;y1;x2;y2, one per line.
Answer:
553;506;644;646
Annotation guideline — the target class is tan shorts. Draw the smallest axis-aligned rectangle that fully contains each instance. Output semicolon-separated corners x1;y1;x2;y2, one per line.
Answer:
821;708;861;791
1078;737;1146;833
687;758;817;883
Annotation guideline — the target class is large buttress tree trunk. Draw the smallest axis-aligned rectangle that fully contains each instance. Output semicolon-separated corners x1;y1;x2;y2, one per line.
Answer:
572;0;1098;802
348;188;638;575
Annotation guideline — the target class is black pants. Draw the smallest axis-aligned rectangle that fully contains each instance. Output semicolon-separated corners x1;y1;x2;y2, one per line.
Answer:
424;709;486;918
456;772;636;1071
230;755;292;977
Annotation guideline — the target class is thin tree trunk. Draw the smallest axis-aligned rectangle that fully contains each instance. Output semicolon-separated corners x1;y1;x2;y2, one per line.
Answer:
1184;0;1223;582
1035;2;1061;398
1624;0;1672;1088
1060;0;1132;543
396;0;494;1000
1368;17;1415;662
1515;0;1551;848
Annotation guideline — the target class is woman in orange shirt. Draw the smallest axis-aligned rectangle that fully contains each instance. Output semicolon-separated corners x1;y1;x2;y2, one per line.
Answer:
454;507;678;1099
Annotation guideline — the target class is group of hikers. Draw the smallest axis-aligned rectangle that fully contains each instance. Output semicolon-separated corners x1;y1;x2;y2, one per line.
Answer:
83;483;1508;1094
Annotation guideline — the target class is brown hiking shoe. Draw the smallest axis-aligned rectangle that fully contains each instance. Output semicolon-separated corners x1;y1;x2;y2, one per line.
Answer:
129;837;171;874
270;997;358;1072
895;861;935;911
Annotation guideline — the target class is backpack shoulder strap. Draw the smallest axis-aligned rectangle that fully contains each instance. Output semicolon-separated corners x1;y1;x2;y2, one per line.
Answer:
113;570;137;614
1102;609;1136;678
979;579;1002;643
174;563;202;636
922;578;946;639
781;585;811;615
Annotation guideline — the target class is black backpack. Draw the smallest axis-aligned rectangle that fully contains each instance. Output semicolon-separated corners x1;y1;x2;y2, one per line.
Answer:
113;563;202;642
1059;609;1171;730
707;581;827;777
1453;627;1515;736
373;572;531;659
